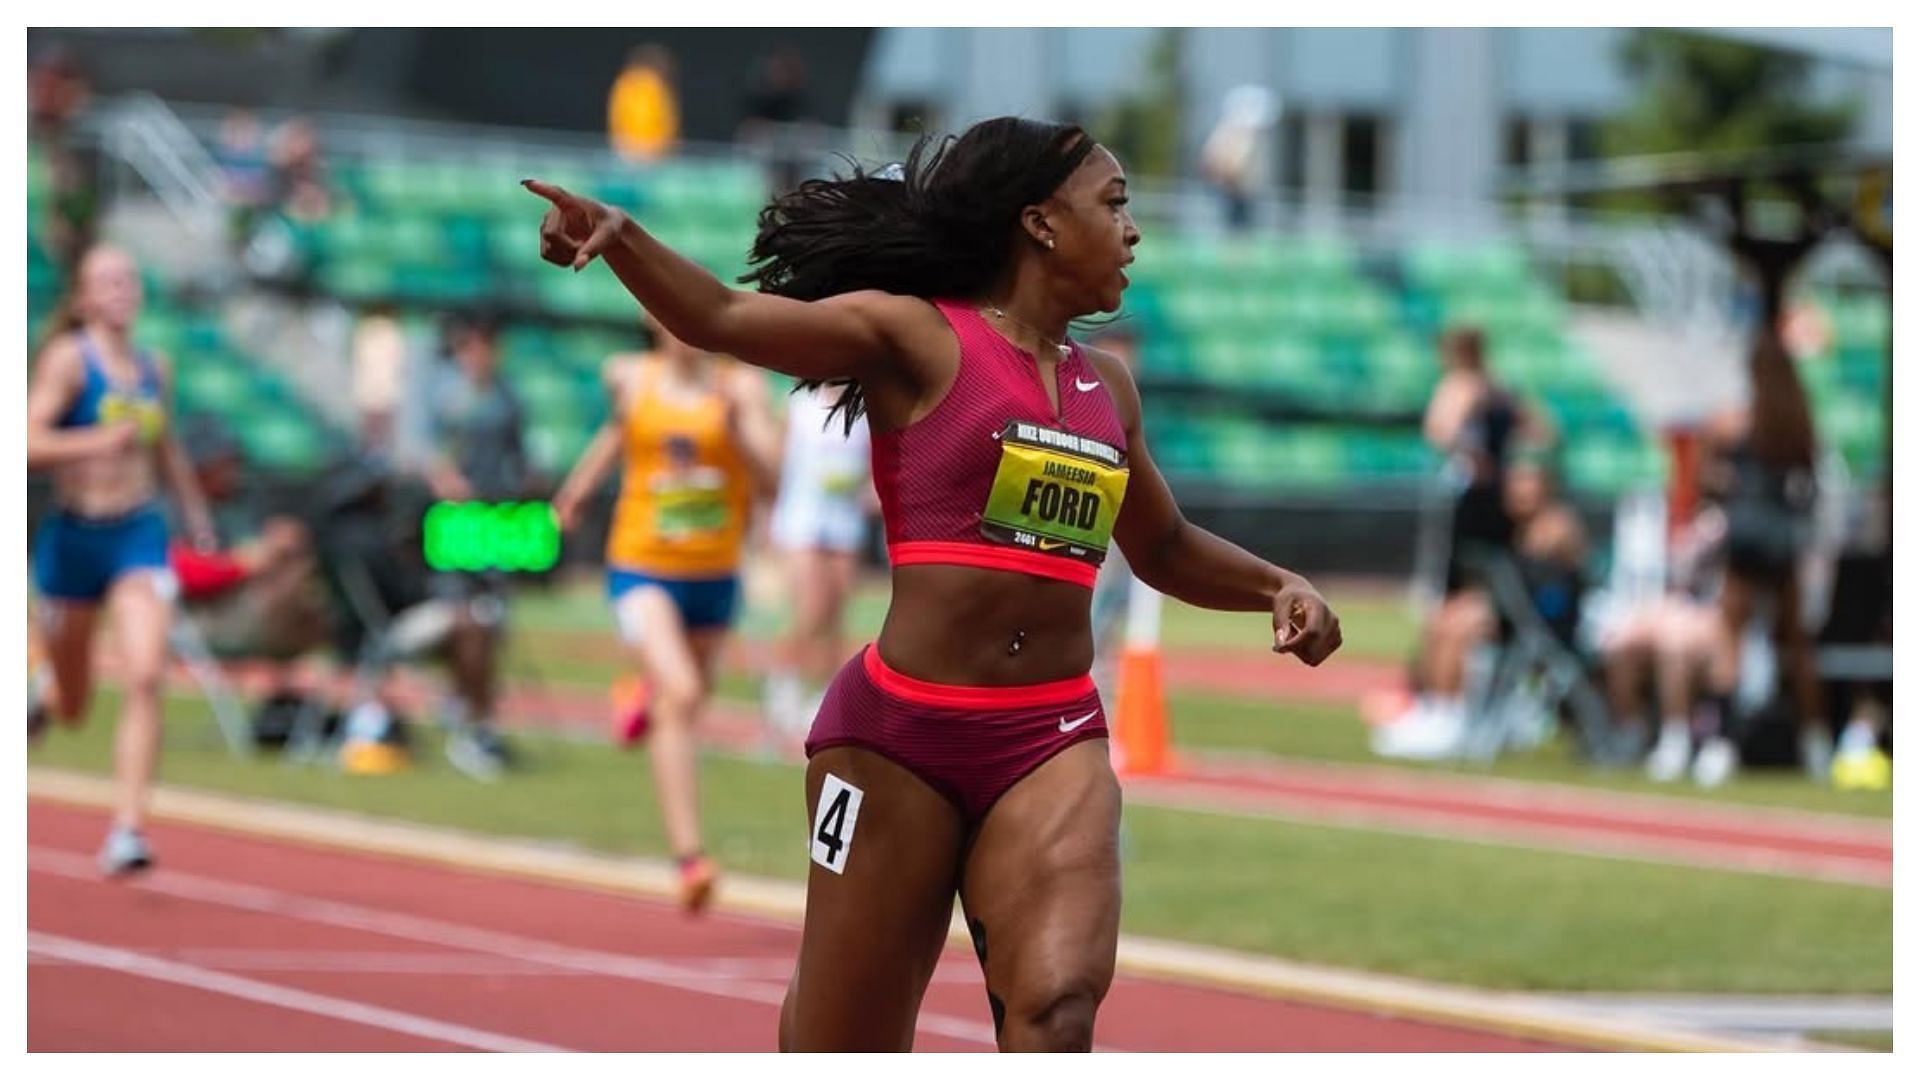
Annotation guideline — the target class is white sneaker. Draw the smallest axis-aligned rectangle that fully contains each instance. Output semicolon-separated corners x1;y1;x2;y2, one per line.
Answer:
1645;725;1692;783
1691;736;1739;788
795;690;826;737
762;673;805;736
444;724;506;783
99;826;154;877
1371;701;1465;760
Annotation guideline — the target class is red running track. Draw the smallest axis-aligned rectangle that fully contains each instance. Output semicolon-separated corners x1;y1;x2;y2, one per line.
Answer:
28;800;1575;1052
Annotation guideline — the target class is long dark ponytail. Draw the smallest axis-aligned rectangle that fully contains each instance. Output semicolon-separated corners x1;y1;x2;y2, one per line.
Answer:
740;117;1095;431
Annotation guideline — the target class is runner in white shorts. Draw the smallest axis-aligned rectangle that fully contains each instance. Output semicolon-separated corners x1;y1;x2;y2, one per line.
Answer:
764;383;874;740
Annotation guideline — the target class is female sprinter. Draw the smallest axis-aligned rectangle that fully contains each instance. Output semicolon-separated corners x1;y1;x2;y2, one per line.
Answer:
27;244;217;876
550;314;780;912
525;116;1341;1050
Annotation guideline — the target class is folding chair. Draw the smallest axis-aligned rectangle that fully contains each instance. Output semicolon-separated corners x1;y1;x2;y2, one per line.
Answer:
156;571;256;758
1458;552;1634;766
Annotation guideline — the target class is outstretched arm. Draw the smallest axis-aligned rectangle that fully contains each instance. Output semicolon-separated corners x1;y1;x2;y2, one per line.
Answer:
1093;350;1343;666
151;353;218;550
550;361;631;532
524;180;932;389
551;423;621;533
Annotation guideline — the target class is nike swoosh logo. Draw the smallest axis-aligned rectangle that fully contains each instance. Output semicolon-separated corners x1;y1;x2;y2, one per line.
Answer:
1074;378;1101;392
1036;537;1070;552
1058;710;1099;733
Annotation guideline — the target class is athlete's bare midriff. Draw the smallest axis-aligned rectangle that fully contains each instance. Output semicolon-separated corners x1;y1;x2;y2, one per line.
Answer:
50;442;159;519
875;563;1096;686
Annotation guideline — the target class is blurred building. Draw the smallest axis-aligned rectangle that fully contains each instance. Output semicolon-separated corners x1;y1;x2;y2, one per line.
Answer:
858;28;1893;223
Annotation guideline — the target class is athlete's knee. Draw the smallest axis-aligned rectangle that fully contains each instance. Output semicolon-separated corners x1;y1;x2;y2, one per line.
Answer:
654;675;703;718
120;653;167;700
1002;974;1105;1051
52;681;90;722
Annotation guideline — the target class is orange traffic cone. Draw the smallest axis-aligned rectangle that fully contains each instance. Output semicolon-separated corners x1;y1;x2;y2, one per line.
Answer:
1112;643;1168;776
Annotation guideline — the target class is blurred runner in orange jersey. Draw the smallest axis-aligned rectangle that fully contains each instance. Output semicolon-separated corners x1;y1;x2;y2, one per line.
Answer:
552;313;780;912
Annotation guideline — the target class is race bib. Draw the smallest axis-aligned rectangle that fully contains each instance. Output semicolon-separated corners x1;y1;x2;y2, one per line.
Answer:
652;468;731;540
979;421;1129;565
98;393;166;445
820;464;865;498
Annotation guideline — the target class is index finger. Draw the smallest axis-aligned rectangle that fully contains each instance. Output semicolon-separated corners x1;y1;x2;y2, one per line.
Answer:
521;178;577;207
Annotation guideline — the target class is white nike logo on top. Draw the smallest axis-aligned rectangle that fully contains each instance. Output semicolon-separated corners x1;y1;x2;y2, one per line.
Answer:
1058;709;1099;733
1074;378;1101;392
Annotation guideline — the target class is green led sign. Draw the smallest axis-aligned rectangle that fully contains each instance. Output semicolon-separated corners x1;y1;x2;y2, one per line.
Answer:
423;501;562;573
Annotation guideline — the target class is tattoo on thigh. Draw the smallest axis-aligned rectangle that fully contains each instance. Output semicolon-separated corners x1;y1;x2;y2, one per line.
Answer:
968;917;1005;1035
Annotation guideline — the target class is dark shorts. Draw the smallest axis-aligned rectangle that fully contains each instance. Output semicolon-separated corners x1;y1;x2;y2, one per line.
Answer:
806;644;1109;824
607;567;740;631
32;505;171;602
1446;484;1514;595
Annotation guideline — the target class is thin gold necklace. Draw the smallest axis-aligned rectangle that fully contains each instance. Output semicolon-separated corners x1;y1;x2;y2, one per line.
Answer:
982;305;1071;358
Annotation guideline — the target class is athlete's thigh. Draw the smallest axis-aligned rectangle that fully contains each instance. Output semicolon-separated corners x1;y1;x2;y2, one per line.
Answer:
957;738;1122;1037
686;626;730;689
38;598;101;720
617;586;701;697
786;745;966;1051
106;571;173;681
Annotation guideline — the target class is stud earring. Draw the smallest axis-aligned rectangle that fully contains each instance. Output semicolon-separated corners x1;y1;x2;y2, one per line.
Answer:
1045;238;1056;250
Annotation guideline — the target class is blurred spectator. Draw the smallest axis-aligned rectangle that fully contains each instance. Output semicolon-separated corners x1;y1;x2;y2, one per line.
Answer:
268;116;333;222
1700;330;1828;780
169;421;331;666
43;148;100;273
420;311;529;780
1422;326;1552;596
28;45;91;144
351;302;411;455
737;47;816;195
1197;86;1278;232
425;312;530;505
1378;448;1587;759
740;47;810;128
607;45;681;163
215;109;274;246
1594;504;1735;784
1821;479;1892;788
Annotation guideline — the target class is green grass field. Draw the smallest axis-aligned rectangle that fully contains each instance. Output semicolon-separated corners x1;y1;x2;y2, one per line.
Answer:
30;691;1891;994
502;578;1892;819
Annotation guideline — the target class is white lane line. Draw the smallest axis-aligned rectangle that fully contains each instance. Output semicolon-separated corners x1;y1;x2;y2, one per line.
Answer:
27;931;571;1053
28;948;986;984
31;948;594;977
29;848;1004;1049
1136;779;1892;887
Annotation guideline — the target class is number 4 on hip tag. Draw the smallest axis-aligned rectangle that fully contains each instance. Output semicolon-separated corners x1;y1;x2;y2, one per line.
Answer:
811;773;864;875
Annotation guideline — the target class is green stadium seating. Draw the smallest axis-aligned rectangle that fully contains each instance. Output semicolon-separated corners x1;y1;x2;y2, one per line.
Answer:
222;144;1894;498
